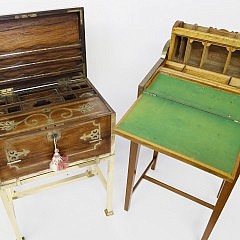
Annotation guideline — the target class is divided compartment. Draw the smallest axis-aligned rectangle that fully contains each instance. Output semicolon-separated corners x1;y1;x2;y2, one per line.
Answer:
0;95;19;106
70;81;90;91
63;93;77;101
201;45;228;73
169;23;240;76
58;80;90;92
58;84;72;92
0;108;7;115
20;89;59;101
0;97;7;106
6;95;19;104
71;85;81;90
7;105;22;113
226;50;240;78
0;77;95;115
186;41;203;67
167;21;240;88
58;80;91;98
77;90;96;99
172;36;188;63
33;99;52;107
78;82;89;89
22;96;63;110
170;36;233;76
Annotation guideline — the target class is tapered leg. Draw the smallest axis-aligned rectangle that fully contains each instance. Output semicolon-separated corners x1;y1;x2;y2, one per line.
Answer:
151;151;159;170
217;180;225;198
201;167;240;240
104;155;114;216
124;141;140;211
0;188;23;240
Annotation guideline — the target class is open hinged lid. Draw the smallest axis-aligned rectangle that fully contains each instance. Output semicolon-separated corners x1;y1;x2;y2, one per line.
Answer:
165;21;240;89
0;8;86;91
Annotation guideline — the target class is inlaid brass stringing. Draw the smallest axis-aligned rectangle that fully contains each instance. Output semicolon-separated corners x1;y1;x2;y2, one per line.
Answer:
81;129;102;142
79;103;95;113
6;149;30;165
0;121;18;131
0;103;96;132
80;121;101;143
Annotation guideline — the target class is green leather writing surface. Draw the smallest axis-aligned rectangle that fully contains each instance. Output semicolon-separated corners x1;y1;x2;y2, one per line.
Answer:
117;74;240;175
147;74;240;122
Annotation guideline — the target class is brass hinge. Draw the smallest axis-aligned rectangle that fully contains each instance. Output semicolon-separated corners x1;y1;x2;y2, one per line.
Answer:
0;88;14;96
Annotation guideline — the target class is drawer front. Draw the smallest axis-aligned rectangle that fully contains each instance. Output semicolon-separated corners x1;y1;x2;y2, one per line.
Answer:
0;115;112;182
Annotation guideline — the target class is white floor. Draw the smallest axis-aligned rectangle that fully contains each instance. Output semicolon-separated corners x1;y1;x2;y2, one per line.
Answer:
1;1;240;239
1;139;240;240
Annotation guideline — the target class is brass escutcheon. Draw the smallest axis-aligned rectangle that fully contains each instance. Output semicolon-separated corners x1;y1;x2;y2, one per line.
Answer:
47;130;61;142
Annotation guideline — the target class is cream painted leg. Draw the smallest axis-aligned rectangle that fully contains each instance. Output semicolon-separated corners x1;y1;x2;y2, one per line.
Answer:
0;188;23;240
94;164;107;189
6;188;16;217
104;155;114;216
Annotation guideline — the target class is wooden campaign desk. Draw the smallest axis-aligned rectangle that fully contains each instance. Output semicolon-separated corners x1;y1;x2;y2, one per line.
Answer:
114;21;240;240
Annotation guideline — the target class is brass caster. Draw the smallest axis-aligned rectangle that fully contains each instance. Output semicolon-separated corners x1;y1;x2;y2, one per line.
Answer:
104;209;114;216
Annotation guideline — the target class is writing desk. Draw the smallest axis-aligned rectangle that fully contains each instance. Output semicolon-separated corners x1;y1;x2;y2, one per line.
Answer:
118;73;240;180
115;21;240;240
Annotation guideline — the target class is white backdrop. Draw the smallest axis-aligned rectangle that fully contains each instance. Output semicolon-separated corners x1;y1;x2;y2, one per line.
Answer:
0;1;240;239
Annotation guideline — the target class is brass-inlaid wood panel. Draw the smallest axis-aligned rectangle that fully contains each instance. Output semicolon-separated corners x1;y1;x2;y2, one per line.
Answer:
0;96;110;137
0;115;111;182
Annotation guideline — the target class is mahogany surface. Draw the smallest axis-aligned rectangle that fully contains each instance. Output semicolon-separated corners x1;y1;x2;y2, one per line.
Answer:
0;8;114;184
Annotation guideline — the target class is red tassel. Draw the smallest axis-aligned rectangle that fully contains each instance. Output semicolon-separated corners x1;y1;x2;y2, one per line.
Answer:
50;137;69;172
57;155;69;171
